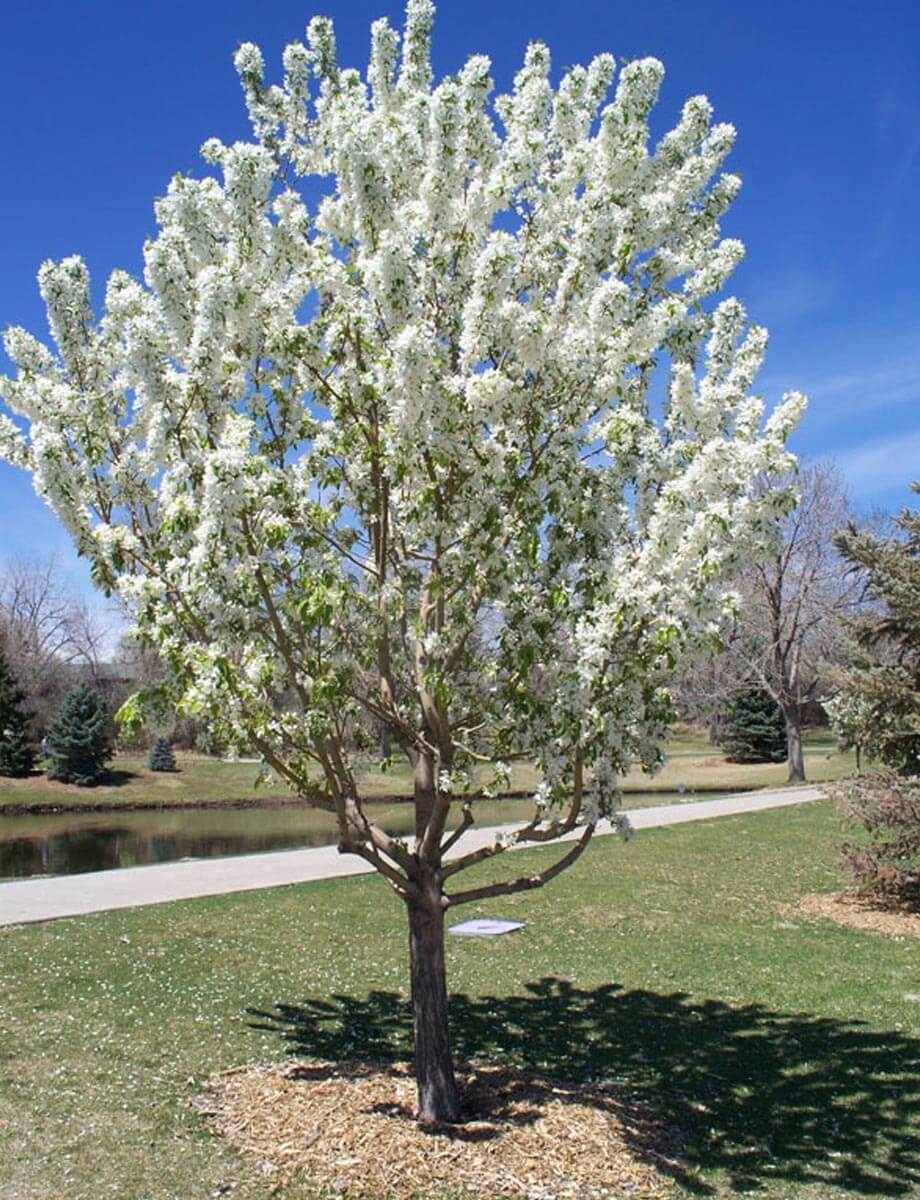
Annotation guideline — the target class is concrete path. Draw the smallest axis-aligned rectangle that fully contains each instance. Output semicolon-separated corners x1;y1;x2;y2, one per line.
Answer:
0;785;824;928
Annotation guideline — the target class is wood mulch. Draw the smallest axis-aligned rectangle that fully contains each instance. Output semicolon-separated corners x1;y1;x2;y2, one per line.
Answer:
192;1060;683;1199
797;892;920;939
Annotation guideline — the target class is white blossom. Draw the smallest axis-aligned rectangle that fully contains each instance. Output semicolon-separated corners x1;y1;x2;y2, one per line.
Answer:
0;2;804;839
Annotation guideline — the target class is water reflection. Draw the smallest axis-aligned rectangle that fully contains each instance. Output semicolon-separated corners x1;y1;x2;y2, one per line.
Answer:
0;793;686;879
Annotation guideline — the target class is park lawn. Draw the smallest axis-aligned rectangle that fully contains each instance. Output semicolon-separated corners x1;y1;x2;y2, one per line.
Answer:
0;752;297;810
619;727;856;793
0;729;856;811
2;799;918;1200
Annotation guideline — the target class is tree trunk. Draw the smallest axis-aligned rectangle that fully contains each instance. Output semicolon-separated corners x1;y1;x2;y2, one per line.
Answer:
414;749;436;840
408;892;460;1125
784;706;806;783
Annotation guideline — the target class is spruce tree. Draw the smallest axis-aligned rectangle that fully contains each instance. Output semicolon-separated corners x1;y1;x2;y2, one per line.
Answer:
0;643;35;777
829;486;920;774
148;736;177;772
46;684;112;786
721;686;788;763
827;485;920;907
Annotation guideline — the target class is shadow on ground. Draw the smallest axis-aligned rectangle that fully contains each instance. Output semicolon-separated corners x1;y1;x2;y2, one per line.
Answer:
100;769;139;787
248;978;920;1195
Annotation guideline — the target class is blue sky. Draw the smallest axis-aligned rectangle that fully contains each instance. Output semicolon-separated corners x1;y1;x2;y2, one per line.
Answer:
1;0;918;626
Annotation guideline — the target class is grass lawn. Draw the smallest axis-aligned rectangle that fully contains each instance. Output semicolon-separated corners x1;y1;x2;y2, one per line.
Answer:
2;799;918;1199
0;728;856;811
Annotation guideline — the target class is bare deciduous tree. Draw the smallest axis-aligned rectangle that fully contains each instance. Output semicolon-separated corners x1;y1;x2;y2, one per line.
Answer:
673;462;869;781
745;463;866;781
0;557;113;733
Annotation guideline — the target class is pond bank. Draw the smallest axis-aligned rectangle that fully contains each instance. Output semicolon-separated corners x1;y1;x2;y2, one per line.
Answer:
0;786;825;925
0;789;747;878
0;783;759;817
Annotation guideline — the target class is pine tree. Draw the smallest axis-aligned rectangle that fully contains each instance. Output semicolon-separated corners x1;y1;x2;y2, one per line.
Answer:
721;686;788;763
46;684;112;786
829;485;920;774
0;643;35;777
826;485;920;908
148;736;177;772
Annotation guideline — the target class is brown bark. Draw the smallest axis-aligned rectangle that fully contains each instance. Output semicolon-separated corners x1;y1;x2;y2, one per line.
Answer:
404;738;592;1124
784;705;806;783
414;749;436;841
407;888;460;1125
407;744;459;1124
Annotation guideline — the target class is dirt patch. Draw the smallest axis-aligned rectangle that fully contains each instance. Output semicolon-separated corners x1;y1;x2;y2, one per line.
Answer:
193;1060;683;1199
797;892;920;939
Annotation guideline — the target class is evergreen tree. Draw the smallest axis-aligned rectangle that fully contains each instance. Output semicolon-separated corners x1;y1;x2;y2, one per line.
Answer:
721;686;788;763
834;770;920;908
828;485;920;775
827;485;920;908
0;643;35;777
148;736;177;772
46;684;112;786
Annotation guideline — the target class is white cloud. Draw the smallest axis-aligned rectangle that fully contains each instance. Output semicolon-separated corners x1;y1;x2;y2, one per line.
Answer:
759;336;920;427
832;429;920;498
744;271;834;327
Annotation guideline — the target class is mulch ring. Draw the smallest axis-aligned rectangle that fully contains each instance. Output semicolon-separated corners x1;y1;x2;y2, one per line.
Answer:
797;892;920;939
191;1060;684;1199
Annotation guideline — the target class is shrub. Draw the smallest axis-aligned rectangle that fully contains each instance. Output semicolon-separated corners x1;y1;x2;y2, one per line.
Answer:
832;771;920;909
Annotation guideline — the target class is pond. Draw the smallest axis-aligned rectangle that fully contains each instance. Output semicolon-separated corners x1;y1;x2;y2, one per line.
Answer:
0;792;688;880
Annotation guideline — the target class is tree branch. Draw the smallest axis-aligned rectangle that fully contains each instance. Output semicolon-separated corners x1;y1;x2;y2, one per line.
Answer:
445;823;595;907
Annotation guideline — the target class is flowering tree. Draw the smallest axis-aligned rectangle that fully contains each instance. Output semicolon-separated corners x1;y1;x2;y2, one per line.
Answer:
0;2;803;1123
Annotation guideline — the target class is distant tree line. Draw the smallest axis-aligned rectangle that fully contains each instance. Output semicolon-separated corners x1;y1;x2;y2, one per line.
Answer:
0;557;195;784
0;556;205;750
0;556;116;735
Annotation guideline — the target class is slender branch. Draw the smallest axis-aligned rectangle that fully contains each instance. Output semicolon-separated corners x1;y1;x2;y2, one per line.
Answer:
445;823;595;907
342;793;416;874
346;840;417;900
442;749;584;878
440;802;474;856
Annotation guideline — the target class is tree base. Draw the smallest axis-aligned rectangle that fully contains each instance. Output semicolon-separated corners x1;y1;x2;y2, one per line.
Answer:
196;1059;680;1198
408;898;460;1124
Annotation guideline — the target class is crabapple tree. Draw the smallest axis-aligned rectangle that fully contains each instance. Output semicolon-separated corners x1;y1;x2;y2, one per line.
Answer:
0;1;803;1123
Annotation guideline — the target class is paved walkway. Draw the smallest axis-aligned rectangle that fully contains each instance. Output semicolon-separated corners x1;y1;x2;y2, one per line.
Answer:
0;785;824;927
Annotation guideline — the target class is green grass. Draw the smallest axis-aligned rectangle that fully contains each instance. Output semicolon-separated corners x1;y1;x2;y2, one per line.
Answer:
2;799;918;1199
0;752;297;810
0;729;857;812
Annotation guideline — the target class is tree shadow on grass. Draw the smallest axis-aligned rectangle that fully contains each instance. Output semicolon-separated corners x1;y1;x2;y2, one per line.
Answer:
248;978;920;1196
99;768;139;787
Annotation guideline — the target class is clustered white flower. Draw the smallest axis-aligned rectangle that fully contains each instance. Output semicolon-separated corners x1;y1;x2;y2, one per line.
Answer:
0;1;804;843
